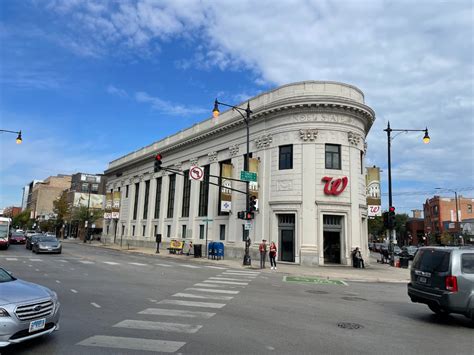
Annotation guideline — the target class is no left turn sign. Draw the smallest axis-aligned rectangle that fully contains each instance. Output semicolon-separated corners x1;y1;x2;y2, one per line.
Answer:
189;166;204;181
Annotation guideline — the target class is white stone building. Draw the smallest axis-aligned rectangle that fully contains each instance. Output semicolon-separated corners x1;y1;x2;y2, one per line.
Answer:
103;81;375;266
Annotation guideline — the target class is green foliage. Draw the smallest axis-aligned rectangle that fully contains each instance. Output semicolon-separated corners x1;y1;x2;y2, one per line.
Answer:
39;220;55;232
72;206;103;227
12;210;31;229
440;231;454;245
394;213;409;237
368;216;384;240
53;193;70;229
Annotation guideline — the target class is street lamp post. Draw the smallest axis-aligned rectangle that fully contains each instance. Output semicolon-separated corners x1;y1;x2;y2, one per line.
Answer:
213;99;253;266
0;129;22;144
84;183;92;243
384;121;430;264
435;188;462;245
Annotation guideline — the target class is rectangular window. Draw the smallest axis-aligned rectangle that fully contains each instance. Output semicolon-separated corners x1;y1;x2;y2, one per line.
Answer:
242;225;249;242
154;178;162;219
218;161;232;216
118;187;121;192
106;225;109;235
132;183;139;220
199;225;205;239
142;225;146;237
126;185;129;198
143;180;150;220
132;225;135;236
325;144;341;169
182;225;187;239
468;204;472;214
82;183;89;192
219;224;226;241
154;225;157;237
279;145;293;170
360;151;364;174
461;254;474;274
167;225;171;238
121;225;125;236
167;175;176;218
198;165;210;216
182;170;191;217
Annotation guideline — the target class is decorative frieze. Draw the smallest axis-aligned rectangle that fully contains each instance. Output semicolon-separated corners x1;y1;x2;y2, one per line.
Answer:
299;129;318;141
277;180;293;191
229;144;240;157
255;134;273;149
173;163;182;171
347;132;362;146
208;151;218;163
364;141;368;154
189;157;199;166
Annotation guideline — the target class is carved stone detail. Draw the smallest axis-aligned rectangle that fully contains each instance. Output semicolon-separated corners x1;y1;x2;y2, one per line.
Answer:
277;180;293;191
208;151;218;163
173;163;182;171
348;132;362;146
189;157;198;166
364;141;368;154
229;144;240;157
255;134;273;148
299;129;318;141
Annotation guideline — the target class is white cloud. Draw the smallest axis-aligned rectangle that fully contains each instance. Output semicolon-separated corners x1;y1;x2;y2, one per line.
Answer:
135;91;207;116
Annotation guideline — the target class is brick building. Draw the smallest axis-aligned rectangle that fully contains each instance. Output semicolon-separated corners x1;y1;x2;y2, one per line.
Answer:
26;175;72;220
424;195;474;236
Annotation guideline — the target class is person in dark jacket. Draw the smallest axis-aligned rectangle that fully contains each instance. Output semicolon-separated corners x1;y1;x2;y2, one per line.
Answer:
269;242;277;270
259;239;267;269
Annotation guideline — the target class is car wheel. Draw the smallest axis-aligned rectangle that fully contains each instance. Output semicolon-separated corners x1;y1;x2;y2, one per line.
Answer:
428;303;450;316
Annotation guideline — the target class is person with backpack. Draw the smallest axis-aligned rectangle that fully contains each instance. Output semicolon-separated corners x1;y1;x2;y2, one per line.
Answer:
269;241;277;270
259;239;267;269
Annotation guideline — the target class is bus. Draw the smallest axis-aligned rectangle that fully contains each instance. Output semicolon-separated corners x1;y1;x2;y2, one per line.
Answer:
0;217;11;248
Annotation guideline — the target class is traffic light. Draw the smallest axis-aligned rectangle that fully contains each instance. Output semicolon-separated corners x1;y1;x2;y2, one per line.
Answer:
383;211;389;228
237;211;254;220
154;154;162;172
249;195;257;212
246;211;254;220
388;206;396;229
237;211;245;220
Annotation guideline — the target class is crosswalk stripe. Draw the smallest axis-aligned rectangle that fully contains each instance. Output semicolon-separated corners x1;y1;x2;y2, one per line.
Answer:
77;335;185;353
204;280;248;286
58;260;68;263
186;288;240;295
209;277;252;282
103;261;120;265
193;282;246;288
139;308;215;319
180;264;201;269
223;272;257;277
29;258;42;261
158;299;226;309
172;292;233;301
224;270;260;275
6;258;18;261
128;262;147;266
205;266;228;270
79;260;94;264
156;263;172;267
114;319;202;333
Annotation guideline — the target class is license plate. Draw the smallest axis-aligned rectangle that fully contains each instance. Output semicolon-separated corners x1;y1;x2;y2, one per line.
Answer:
418;276;427;284
48;248;52;250
29;318;46;332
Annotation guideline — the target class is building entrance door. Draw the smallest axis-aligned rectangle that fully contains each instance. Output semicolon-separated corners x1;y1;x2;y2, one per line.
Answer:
278;214;295;262
323;215;343;264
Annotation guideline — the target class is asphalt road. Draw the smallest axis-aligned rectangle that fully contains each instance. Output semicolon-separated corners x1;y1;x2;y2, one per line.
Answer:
1;242;472;355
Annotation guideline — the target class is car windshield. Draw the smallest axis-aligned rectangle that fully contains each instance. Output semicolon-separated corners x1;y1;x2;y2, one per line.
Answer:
11;232;24;237
39;237;58;242
0;268;15;283
412;249;450;272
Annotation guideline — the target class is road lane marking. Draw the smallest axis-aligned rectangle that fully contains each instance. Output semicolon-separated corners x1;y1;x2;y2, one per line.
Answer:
179;264;201;269
186;288;240;294
44;273;48;277
172;293;233;301
204;280;248;285
139;308;215;319
103;261;120;265
156;263;172;267
157;300;226;309
193;283;224;288
6;258;18;261
114;320;202;333
71;289;78;293
58;260;69;263
35;269;40;272
209;277;253;282
91;302;101;308
77;335;185;353
205;266;228;270
128;262;147;266
79;260;94;264
30;258;42;261
28;265;32;267
56;280;61;284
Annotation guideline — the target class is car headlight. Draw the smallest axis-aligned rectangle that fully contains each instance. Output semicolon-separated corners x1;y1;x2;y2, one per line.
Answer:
0;308;10;317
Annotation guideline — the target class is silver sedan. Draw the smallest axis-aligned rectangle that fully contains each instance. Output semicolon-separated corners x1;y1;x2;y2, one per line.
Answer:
0;268;60;347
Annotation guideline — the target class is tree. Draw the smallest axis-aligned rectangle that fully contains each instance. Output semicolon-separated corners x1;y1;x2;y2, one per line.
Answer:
53;192;70;237
394;213;409;239
440;231;453;245
12;210;31;230
368;216;384;241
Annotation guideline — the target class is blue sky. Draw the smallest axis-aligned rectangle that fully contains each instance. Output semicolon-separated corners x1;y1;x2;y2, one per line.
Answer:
0;0;473;214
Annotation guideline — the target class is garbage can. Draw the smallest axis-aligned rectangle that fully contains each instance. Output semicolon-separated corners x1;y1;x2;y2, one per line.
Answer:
400;256;409;268
194;244;202;258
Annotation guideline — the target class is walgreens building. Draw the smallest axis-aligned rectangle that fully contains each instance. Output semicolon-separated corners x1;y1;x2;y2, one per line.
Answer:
103;81;375;266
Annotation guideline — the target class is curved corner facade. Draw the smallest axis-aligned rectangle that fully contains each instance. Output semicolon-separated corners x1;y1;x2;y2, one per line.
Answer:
103;81;376;266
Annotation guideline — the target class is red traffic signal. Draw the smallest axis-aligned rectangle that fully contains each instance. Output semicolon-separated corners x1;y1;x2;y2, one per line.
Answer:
154;154;163;172
389;206;395;213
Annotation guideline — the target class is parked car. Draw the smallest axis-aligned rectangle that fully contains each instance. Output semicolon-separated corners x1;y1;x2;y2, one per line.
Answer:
0;267;60;347
25;234;44;250
8;232;26;244
393;245;402;256
0;236;9;250
407;246;474;320
25;230;37;238
402;246;418;260
44;232;56;238
32;236;62;254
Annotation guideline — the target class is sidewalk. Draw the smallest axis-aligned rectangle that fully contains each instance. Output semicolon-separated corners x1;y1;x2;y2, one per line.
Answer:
63;239;410;284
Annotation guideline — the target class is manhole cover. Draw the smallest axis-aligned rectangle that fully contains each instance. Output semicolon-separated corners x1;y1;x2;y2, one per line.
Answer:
306;290;329;295
341;296;367;301
338;322;363;330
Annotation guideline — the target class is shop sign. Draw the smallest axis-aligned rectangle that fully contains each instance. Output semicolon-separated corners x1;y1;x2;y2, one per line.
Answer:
322;176;348;196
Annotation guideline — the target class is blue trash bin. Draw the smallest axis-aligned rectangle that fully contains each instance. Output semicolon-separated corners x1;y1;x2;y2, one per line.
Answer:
216;242;224;260
208;242;215;259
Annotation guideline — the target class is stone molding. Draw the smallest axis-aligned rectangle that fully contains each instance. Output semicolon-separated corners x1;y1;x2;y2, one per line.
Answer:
299;129;318;141
208;151;218;163
255;134;273;149
229;144;240;157
189;157;199;166
348;131;362;146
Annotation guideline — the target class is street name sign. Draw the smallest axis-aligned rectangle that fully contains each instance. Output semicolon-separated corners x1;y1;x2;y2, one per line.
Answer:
240;171;257;182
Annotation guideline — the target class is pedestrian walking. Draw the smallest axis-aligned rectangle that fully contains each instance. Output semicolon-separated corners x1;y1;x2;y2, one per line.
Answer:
259;239;267;269
269;241;277;270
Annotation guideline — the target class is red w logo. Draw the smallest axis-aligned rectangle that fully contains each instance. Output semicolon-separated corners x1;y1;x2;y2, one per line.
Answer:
322;176;348;196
